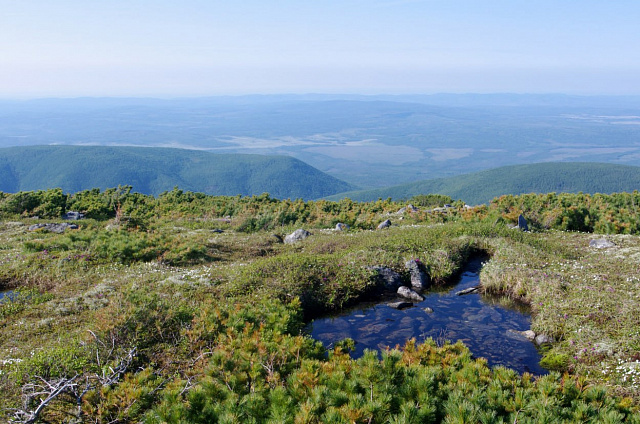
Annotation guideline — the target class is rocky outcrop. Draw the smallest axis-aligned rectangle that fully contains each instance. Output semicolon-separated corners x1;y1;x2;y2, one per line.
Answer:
397;286;424;302
369;266;403;290
284;229;311;244
405;259;430;289
377;219;391;230
28;223;79;233
589;238;616;249
335;223;349;231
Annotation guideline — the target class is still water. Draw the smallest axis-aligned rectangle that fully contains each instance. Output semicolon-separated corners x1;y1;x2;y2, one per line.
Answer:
308;257;547;375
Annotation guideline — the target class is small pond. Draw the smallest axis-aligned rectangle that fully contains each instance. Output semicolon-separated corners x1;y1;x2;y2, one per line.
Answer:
307;256;547;375
0;289;15;302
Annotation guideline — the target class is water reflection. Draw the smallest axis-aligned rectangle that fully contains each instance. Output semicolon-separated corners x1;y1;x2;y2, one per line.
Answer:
308;257;547;375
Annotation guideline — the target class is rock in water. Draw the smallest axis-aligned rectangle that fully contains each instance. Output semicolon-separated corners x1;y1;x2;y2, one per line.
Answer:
377;219;391;230
405;259;430;289
397;286;425;302
589;238;616;249
284;229;311;244
388;301;414;310
534;334;553;346
369;266;403;290
335;222;349;231
455;287;479;296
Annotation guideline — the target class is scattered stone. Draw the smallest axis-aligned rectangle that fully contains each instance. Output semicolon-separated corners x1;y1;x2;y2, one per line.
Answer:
593;341;615;356
335;222;349;231
405;259;430;289
520;330;536;341
423;306;434;313
28;223;79;234
63;211;85;220
284;229;311;244
387;301;414;310
397;286;425;302
534;334;553;346
377;219;391;230
589;238;616;249
369;266;403;290
455;287;479;296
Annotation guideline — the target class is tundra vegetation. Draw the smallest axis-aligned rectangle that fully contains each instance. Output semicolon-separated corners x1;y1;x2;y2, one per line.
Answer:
0;187;639;423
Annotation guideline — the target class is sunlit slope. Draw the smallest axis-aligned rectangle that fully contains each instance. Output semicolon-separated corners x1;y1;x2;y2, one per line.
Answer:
326;162;640;204
0;146;354;199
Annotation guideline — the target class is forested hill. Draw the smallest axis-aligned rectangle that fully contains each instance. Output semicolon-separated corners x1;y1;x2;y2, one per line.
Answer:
0;146;354;199
326;162;640;205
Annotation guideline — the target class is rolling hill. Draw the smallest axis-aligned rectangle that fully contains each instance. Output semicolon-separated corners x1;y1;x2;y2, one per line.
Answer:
0;146;354;199
325;162;640;205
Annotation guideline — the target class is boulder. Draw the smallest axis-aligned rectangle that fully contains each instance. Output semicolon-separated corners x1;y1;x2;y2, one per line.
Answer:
534;334;553;346
520;330;536;341
397;286;425;302
516;214;529;231
405;259;430;289
387;301;414;310
63;211;85;220
335;222;349;231
589;238;616;249
377;219;391;230
423;306;434;313
284;229;311;244
369;266;403;290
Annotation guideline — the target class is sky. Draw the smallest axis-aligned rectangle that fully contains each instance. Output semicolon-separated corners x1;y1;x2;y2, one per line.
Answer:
1;0;639;98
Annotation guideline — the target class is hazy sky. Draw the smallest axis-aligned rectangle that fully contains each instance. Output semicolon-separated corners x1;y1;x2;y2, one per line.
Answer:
1;0;639;97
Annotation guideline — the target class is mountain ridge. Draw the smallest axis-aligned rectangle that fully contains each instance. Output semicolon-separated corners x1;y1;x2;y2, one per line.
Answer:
0;145;354;199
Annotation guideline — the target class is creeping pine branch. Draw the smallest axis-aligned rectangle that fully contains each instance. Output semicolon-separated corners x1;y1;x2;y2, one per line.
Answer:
12;375;79;424
10;347;137;424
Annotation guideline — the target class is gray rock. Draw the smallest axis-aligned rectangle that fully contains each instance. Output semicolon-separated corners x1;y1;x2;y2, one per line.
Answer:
63;211;85;220
521;330;536;341
405;259;430;289
377;219;391;230
284;229;311;244
28;223;78;233
335;222;349;231
517;214;529;231
388;301;414;310
422;306;434;313
455;287;479;296
534;334;553;346
397;286;425;302
369;266;403;290
589;238;616;249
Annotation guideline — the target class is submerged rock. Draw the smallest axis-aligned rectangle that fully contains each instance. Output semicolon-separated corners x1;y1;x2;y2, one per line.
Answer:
423;306;434;313
397;286;425;302
405;259;430;289
456;287;479;296
284;229;311;244
387;301;414;310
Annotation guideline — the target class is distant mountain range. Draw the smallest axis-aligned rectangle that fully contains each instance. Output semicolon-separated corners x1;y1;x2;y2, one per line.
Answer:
0;146;354;199
325;162;640;205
